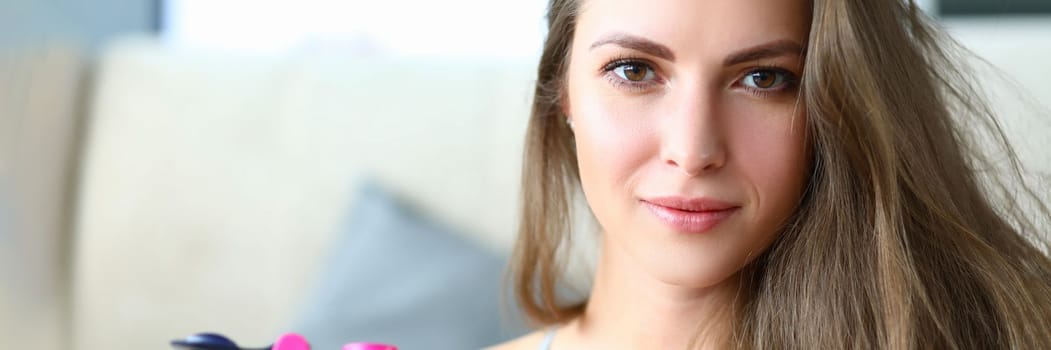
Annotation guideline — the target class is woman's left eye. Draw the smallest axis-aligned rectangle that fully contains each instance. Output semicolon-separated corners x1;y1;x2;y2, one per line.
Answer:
739;69;793;90
611;62;657;82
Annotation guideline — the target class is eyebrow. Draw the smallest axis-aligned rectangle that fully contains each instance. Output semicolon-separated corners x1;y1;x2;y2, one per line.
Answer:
723;39;805;66
589;33;804;66
590;33;676;61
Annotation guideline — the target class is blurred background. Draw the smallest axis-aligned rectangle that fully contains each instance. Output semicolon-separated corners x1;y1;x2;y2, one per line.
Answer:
0;0;1049;349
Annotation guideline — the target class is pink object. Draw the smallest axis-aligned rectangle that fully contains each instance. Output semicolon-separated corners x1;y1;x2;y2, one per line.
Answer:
272;333;311;350
343;343;398;350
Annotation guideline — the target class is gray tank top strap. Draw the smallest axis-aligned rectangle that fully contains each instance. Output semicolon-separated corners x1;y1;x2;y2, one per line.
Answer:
538;328;556;350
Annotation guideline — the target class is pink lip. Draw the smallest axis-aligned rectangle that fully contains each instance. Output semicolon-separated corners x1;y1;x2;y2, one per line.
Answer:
640;196;740;234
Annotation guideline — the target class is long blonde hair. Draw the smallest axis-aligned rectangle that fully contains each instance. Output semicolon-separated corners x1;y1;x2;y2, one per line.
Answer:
509;0;1051;348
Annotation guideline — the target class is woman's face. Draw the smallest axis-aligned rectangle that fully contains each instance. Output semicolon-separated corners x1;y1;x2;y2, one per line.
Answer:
567;0;811;287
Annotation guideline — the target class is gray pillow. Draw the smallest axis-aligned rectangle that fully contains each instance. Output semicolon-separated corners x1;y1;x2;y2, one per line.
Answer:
292;180;526;349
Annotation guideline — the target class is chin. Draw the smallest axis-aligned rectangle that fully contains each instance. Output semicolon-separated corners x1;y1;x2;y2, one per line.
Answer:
637;248;746;289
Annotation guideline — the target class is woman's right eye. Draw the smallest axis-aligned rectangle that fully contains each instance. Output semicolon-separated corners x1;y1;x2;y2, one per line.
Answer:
608;61;656;83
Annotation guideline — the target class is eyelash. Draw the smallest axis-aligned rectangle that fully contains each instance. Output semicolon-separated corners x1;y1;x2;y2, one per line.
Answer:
601;57;661;92
741;65;799;98
599;58;800;97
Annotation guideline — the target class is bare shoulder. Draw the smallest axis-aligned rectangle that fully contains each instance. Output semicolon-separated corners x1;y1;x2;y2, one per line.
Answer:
485;330;549;350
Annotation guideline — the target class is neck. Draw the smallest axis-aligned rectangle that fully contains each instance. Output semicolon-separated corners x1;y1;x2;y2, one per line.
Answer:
570;235;743;350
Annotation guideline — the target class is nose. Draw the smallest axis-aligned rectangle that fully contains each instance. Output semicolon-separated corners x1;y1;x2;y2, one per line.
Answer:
659;88;727;177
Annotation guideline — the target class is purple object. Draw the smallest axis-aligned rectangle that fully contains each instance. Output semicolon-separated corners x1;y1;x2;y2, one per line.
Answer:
170;332;269;350
342;343;398;350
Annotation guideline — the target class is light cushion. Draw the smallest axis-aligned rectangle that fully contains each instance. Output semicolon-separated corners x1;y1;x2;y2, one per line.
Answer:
292;181;527;349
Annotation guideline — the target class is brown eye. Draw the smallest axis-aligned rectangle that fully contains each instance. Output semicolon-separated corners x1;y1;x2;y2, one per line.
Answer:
612;62;655;82
623;64;647;81
751;71;775;88
741;69;789;89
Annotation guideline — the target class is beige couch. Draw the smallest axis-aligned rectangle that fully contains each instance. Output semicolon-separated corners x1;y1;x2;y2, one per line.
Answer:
1;19;1049;350
73;37;542;349
0;44;86;350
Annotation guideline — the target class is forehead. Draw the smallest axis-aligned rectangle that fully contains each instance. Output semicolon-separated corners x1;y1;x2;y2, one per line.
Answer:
575;0;811;57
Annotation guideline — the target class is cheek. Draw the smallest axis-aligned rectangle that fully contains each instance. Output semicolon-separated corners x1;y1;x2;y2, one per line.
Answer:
569;81;660;232
571;84;656;197
729;106;809;224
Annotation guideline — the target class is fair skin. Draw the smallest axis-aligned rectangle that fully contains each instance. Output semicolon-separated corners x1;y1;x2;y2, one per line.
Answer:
493;0;810;348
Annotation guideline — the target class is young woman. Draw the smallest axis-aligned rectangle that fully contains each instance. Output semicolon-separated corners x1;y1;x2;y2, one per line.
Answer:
491;0;1051;349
